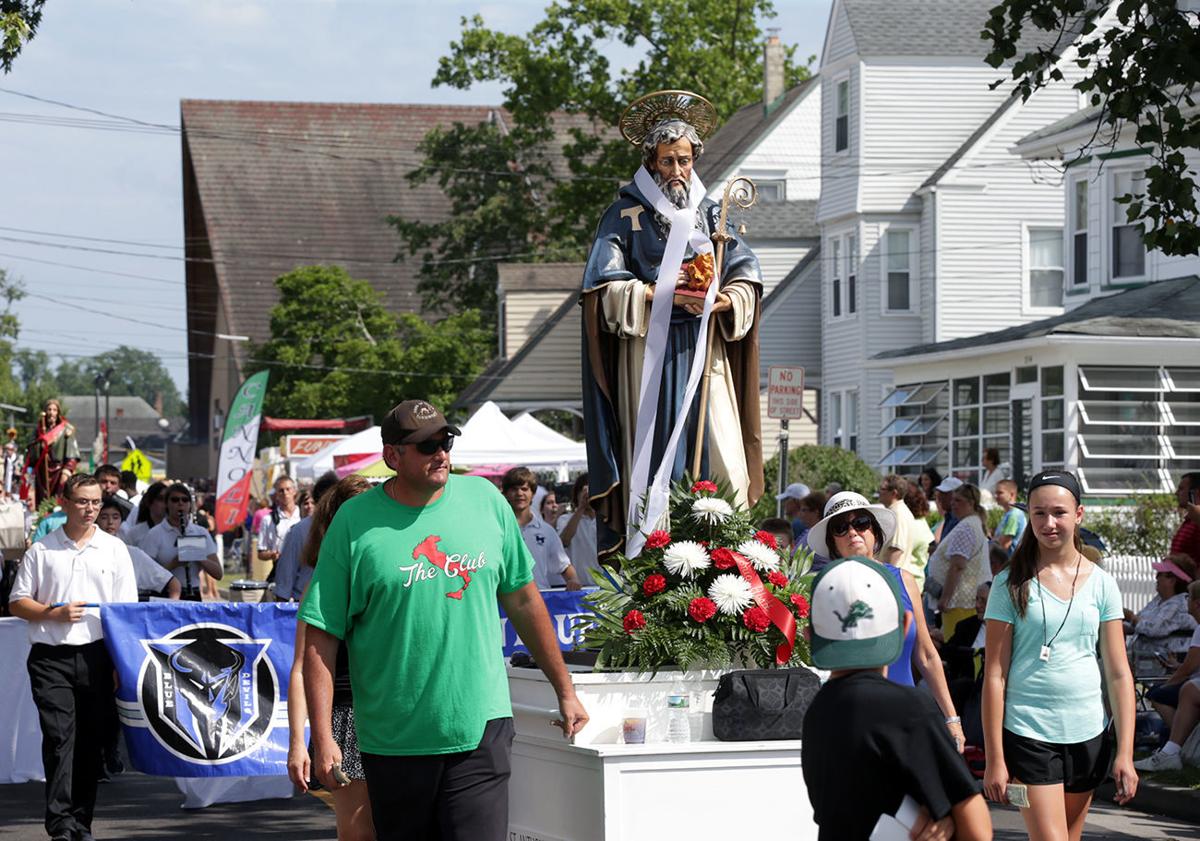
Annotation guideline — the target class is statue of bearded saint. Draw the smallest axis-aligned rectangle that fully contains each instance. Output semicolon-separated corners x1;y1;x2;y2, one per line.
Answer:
25;398;81;505
580;91;765;560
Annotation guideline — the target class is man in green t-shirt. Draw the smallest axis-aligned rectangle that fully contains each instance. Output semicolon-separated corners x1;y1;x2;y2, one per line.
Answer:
300;399;588;840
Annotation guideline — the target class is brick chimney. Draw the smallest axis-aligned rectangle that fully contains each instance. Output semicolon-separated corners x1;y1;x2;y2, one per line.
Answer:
763;30;785;111
153;391;164;417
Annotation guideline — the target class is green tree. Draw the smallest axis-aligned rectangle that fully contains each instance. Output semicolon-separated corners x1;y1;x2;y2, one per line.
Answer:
12;348;52;391
1;1;46;72
984;0;1200;256
248;265;492;421
750;444;879;522
53;346;186;417
392;0;813;324
0;268;25;404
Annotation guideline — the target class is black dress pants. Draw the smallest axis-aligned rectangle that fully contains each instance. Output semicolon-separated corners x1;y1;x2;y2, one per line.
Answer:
360;717;514;841
27;640;116;839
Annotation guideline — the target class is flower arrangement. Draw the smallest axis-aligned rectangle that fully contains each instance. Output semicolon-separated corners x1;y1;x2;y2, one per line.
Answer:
582;478;815;671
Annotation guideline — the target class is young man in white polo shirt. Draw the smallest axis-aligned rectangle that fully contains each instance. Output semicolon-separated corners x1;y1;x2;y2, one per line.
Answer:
502;467;580;591
138;483;221;601
9;473;138;841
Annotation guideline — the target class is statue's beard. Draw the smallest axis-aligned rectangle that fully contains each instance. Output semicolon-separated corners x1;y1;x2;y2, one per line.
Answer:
654;172;689;209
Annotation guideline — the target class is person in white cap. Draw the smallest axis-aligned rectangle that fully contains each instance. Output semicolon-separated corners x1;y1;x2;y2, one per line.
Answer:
808;492;964;751
932;476;964;547
802;557;990;841
775;482;810;543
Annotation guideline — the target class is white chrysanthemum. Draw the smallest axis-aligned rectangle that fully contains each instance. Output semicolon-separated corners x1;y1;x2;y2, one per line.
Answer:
708;573;754;616
690;496;733;525
737;539;781;573
662;540;711;578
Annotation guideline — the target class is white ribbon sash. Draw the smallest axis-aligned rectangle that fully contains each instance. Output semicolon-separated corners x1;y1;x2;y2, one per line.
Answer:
625;167;716;558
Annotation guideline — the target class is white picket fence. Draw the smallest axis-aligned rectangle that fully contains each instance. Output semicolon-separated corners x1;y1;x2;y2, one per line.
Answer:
1106;555;1159;614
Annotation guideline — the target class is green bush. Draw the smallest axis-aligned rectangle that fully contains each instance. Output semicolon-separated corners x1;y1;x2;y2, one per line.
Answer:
750;444;879;522
1084;494;1180;557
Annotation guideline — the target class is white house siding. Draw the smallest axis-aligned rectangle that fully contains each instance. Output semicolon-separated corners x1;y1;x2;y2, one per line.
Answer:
487;304;582;410
932;77;1083;341
859;62;1010;214
727;85;822;201
749;242;813;294
823;0;858;65
919;191;938;344
817;62;861;224
760;258;822;382
502;290;573;359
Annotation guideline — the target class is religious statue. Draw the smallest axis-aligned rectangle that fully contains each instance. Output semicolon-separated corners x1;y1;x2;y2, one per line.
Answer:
24;398;80;505
581;90;765;559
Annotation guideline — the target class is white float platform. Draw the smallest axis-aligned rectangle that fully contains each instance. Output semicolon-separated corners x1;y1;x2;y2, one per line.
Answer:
507;666;818;841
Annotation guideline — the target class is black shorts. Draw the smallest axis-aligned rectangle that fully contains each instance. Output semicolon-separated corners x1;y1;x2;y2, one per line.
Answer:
1147;682;1183;708
1002;728;1112;793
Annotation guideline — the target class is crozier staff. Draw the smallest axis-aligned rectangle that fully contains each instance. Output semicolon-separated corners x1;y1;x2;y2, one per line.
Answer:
581;89;764;559
982;471;1138;836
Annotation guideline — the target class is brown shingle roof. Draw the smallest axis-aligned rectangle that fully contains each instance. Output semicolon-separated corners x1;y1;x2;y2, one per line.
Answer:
497;262;582;293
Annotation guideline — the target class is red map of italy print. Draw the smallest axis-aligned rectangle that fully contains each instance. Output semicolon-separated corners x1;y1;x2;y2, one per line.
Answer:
412;535;471;599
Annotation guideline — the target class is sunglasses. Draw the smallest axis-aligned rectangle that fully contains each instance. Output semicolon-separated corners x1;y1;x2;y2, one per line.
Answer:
414;435;455;456
830;513;875;538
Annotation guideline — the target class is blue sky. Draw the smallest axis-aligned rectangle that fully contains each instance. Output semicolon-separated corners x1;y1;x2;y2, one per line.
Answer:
0;0;831;396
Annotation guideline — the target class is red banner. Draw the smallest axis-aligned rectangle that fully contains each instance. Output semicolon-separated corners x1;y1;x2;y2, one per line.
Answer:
732;551;796;665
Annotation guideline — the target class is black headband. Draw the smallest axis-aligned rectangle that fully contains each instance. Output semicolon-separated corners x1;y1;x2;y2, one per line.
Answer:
1027;470;1081;503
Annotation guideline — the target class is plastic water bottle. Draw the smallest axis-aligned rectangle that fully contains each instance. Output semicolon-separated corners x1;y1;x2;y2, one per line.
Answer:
666;682;691;743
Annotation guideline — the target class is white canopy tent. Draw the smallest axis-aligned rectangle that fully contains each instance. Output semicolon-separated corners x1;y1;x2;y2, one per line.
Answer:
292;425;382;481
455;403;586;479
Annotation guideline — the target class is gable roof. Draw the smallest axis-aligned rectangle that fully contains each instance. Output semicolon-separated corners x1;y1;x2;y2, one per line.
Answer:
498;262;581;294
838;0;1082;58
762;246;821;314
696;79;818;187
873;276;1200;362
740;200;820;240
920;92;1022;188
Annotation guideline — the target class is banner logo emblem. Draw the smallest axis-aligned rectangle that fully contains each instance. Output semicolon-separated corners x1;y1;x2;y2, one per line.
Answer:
139;623;277;764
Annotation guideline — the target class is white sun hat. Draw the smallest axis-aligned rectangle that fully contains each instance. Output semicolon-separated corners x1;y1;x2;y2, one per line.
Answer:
806;491;897;560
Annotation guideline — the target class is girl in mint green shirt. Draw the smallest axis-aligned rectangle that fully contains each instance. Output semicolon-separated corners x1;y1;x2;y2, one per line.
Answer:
981;471;1139;840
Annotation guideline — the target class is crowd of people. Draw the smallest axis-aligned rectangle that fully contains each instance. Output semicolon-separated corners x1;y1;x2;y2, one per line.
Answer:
5;388;1199;840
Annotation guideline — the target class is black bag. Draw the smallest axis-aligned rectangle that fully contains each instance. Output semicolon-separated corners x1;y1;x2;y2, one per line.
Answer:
712;668;821;741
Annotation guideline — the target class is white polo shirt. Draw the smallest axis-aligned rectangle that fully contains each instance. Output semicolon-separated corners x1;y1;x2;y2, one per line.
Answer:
139;518;221;591
258;506;302;555
556;511;602;586
9;526;138;645
127;543;175;595
521;517;570;589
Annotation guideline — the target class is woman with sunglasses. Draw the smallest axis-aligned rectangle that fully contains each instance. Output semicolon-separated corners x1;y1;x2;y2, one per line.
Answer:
982;471;1137;840
809;492;965;751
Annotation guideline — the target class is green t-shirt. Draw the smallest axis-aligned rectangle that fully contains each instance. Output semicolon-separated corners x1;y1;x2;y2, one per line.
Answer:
985;566;1123;744
298;476;534;755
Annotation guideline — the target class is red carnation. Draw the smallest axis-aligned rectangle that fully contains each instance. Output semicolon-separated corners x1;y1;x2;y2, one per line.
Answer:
688;597;718;623
742;606;771;633
710;547;737;570
623;609;647;634
642;574;667;596
767;571;788;588
790;594;811;618
690;480;718;494
754;530;779;550
645;530;671;549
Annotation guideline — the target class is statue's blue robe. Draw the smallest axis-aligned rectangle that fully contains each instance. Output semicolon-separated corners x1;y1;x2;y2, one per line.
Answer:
580;175;764;559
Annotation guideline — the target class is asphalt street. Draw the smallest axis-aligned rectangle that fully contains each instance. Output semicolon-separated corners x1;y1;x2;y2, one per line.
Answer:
2;773;1198;840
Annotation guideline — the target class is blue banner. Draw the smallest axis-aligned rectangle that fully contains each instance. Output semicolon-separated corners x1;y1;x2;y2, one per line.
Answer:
101;602;298;778
500;589;595;656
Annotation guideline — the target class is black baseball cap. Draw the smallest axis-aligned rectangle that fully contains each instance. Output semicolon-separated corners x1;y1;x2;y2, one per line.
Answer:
381;400;461;445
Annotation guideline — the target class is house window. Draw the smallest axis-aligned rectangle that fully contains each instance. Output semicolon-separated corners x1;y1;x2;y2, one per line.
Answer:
846;390;859;453
1041;366;1065;469
755;179;787;202
831;238;842;318
1072;180;1088;286
831;392;843;446
1028;227;1064;308
885;228;912;312
835;79;849;153
847;233;858;315
950;373;1010;484
1111;170;1145;279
